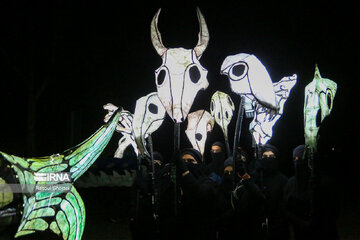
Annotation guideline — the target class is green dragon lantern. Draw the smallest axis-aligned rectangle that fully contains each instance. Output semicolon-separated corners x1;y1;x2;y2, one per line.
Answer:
0;109;121;239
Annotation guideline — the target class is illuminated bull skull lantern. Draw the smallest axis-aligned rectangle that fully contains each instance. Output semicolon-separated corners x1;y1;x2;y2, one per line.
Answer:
304;65;337;150
185;110;215;156
221;53;278;112
151;8;209;123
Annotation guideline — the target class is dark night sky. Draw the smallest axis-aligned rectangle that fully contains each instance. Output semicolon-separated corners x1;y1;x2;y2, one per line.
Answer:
0;1;357;184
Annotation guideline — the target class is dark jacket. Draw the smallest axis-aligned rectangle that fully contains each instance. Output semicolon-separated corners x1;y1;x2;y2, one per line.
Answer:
177;160;221;240
253;167;289;240
231;176;266;240
283;158;313;240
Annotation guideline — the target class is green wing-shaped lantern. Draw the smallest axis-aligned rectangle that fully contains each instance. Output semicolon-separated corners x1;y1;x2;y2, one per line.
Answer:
0;109;121;240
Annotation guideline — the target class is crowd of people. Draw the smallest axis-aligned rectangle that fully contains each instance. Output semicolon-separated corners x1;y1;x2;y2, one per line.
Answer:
129;140;340;240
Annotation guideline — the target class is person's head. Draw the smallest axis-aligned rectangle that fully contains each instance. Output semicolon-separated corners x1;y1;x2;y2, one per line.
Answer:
223;157;234;175
292;145;305;161
260;144;279;173
180;148;202;164
211;141;224;153
223;156;246;177
262;150;275;158
181;153;198;165
261;144;279;158
235;147;249;162
180;148;205;178
210;142;226;166
153;151;163;166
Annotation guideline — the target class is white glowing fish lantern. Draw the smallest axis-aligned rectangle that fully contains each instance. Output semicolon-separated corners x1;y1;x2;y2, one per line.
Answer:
221;53;277;111
221;53;298;145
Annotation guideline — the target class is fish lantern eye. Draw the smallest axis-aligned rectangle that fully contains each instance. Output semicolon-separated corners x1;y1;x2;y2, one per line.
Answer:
229;62;248;81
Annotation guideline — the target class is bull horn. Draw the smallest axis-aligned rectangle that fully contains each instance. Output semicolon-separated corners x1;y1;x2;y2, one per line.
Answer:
194;8;209;59
150;8;168;56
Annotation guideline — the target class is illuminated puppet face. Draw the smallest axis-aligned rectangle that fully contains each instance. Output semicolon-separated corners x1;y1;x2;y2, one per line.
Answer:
304;66;337;149
185;110;214;156
250;75;297;144
132;92;166;157
151;8;209;123
221;53;277;111
210;91;235;139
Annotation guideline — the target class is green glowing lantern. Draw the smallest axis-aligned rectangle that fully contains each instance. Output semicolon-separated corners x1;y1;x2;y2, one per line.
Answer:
210;91;235;141
0;109;121;240
210;91;235;155
304;65;337;150
0;177;14;209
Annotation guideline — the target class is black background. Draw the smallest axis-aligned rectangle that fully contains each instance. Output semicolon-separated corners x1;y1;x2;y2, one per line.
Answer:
0;1;358;237
0;0;357;173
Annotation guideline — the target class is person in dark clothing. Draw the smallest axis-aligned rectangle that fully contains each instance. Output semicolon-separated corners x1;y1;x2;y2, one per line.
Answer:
216;156;239;240
129;153;162;240
207;141;227;184
175;148;221;240
157;161;179;240
283;145;313;239
151;151;163;222
255;144;290;240
220;153;266;240
211;141;225;154
309;115;341;240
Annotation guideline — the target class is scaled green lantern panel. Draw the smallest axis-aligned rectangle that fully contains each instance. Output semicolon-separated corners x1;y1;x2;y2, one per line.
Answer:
0;109;121;240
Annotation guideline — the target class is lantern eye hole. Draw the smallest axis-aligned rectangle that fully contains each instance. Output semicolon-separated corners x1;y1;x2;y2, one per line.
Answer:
148;103;158;114
233;64;245;76
229;62;248;81
189;65;201;84
316;110;322;127
210;101;215;112
156;69;167;86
